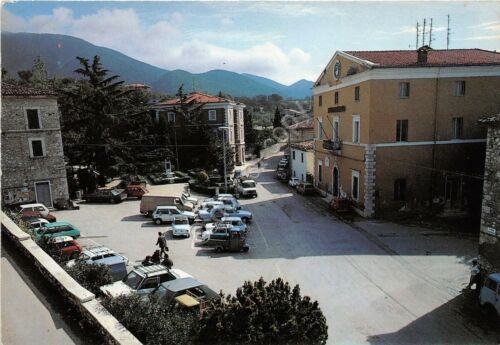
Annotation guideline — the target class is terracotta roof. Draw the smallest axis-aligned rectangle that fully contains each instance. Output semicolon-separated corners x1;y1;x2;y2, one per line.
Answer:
345;49;500;68
125;83;151;89
287;118;313;130
157;92;233;106
290;140;314;151
478;114;500;125
1;83;57;97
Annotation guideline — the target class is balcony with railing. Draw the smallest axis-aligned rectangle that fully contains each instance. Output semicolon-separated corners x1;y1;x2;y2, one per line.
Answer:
322;138;342;155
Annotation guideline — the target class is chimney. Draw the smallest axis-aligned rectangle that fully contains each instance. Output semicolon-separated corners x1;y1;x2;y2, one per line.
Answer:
417;45;431;64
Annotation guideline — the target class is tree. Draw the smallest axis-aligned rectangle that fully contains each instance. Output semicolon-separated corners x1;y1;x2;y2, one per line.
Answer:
102;294;199;345
273;106;282;128
198;277;328;345
64;261;113;296
17;70;33;84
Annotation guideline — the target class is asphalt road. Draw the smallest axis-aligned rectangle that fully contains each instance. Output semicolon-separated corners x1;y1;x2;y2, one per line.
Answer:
31;153;498;345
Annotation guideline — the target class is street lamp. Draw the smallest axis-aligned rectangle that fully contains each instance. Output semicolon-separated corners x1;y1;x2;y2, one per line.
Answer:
218;126;229;192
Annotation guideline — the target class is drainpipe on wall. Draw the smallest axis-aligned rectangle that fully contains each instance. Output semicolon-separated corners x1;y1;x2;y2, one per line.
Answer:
430;67;442;209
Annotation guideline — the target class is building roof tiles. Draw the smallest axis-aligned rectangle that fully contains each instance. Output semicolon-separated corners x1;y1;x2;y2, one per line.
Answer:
1;83;57;97
345;49;500;68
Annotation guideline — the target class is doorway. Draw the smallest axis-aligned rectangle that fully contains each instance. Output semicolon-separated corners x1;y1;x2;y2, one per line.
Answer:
35;181;53;208
333;167;339;197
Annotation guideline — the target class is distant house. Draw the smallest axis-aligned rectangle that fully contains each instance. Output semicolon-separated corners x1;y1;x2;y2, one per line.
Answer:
290;140;314;183
1;83;69;208
124;83;151;92
152;92;246;165
287;118;314;144
478;114;500;271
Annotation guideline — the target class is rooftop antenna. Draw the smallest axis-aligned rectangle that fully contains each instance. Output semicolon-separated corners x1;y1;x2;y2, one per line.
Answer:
446;14;451;49
422;18;426;46
429;18;434;47
416;21;420;48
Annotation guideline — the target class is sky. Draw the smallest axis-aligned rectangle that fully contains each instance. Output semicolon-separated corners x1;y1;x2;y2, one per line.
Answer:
2;1;499;85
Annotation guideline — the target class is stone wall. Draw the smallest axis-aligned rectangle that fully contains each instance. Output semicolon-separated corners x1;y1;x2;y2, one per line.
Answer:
479;124;500;271
1;96;69;206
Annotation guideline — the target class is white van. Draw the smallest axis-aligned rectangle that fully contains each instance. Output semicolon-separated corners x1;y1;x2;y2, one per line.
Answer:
19;203;50;217
480;273;500;317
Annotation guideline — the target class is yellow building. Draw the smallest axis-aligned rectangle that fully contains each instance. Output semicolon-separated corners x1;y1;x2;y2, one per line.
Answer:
312;47;500;217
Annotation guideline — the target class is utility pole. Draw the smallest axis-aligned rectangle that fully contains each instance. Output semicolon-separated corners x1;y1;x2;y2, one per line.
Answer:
429;18;433;47
422;18;426;46
446;14;451;49
416;21;420;48
218;126;229;191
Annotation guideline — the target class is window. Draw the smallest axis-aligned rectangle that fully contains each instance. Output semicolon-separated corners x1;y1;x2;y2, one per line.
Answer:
333;116;340;140
301;153;304;163
26;109;41;129
293;170;296;177
452;117;463;139
351;171;360;201
454;81;466;96
354;86;360;101
208;110;217;121
399;82;410;98
396;120;408;142
318;117;324;139
394;179;407;201
352;115;360;143
318;95;323;107
318;161;323;182
292;151;296;160
167;112;176;123
29;138;45;157
334;92;339;104
140;277;159;290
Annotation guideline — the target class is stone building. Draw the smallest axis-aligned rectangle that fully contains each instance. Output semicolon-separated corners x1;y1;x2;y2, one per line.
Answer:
1;83;69;208
312;47;500;217
478;114;500;271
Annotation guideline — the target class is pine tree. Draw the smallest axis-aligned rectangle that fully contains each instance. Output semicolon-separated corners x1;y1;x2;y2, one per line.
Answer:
273;106;282;128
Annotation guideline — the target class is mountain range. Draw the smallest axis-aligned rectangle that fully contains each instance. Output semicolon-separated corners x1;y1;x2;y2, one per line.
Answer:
2;32;313;99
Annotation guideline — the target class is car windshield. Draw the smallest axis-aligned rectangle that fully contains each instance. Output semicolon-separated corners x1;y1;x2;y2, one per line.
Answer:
111;189;121;196
175;219;189;225
123;272;142;289
242;181;256;188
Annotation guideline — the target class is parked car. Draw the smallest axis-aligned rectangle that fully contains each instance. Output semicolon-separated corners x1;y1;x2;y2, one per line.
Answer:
124;184;149;199
24;217;50;230
200;226;250;253
100;264;192;298
67;246;129;281
205;217;247;234
34;221;80;240
150;277;219;309
83;188;127;204
171;216;191;238
297;182;315;195
140;195;194;216
235;178;258;198
288;177;300;188
181;192;198;205
199;200;225;210
20;209;57;222
152;206;195;224
202;195;241;210
19;203;50;217
48;236;82;260
480;273;500;318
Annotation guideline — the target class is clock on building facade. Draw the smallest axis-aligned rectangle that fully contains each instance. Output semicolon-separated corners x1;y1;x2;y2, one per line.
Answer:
333;61;341;80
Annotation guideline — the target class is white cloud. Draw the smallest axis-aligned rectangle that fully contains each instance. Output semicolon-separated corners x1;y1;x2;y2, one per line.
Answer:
1;7;314;84
464;34;500;41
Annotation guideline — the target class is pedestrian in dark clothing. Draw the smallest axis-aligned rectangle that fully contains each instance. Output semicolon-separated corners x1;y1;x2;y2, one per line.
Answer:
161;254;173;269
142;255;153;266
466;259;482;290
156;232;167;258
151;250;161;264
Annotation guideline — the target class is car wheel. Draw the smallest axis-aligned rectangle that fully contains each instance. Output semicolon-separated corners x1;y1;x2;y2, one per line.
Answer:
154;219;162;225
215;246;223;253
243;246;249;253
109;198;116;204
70;252;79;260
242;217;249;223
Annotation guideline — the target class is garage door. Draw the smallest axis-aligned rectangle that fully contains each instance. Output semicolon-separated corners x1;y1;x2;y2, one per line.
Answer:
35;182;53;208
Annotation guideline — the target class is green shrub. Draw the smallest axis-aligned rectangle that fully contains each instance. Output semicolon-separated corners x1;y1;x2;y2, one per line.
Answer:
102;294;199;345
64;261;113;296
198;277;328;345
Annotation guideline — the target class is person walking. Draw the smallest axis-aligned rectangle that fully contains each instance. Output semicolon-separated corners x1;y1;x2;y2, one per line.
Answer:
466;259;482;290
156;232;168;258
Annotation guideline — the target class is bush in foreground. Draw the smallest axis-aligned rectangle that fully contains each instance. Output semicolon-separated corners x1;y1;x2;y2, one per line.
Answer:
199;277;328;345
64;261;113;296
102;294;199;345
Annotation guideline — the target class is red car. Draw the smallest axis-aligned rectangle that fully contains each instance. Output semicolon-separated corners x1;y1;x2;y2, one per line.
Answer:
49;236;82;259
20;209;57;222
124;184;149;199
